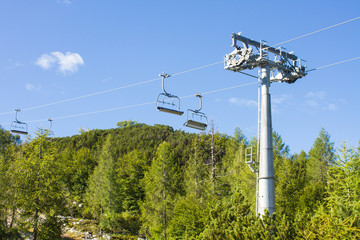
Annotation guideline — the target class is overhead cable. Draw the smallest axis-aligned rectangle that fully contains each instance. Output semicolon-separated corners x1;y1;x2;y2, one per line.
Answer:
0;61;223;116
1;54;359;126
0;17;358;116
1;82;258;125
269;16;360;48
307;56;360;72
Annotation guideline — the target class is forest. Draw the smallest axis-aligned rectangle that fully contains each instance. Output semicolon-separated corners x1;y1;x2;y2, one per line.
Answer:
0;120;360;239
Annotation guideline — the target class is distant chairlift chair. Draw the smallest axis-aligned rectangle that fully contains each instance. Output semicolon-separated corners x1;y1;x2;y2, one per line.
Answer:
10;109;28;135
47;118;54;137
156;73;184;115
184;94;208;131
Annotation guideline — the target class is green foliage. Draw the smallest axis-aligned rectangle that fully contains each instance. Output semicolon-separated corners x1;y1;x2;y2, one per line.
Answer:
276;151;307;219
141;141;182;239
307;128;335;183
38;215;63;240
85;134;119;232
233;127;247;144
327;142;360;220
184;136;211;200
168;195;208;239
299;128;335;215
301;205;360;239
5;130;65;238
0;126;19;154
117;120;144;128
1;122;360;239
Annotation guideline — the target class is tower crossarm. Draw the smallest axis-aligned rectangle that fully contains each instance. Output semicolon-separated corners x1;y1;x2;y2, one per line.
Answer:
225;32;307;84
231;33;298;61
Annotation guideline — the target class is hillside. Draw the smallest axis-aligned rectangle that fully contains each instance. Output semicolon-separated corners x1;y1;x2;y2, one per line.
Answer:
0;122;359;239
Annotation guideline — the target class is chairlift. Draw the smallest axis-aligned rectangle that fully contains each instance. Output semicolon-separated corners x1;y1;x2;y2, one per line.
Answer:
184;94;208;130
10;109;28;135
47;119;54;137
156;73;184;116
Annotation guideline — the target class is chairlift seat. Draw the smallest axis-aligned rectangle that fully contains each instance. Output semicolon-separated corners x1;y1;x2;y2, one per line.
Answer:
184;119;207;130
10;129;28;135
157;106;184;116
10;121;28;135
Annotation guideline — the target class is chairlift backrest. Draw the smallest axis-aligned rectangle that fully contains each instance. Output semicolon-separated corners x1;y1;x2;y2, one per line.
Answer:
156;73;184;116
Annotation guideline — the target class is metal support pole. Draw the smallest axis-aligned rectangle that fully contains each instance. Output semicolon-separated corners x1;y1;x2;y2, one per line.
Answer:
258;66;275;216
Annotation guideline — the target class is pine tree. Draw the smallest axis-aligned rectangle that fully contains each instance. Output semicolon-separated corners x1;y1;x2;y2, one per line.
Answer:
141;141;181;239
301;128;335;214
184;136;210;200
85;134;119;234
276;151;307;223
114;149;148;235
8;130;64;239
327;142;360;220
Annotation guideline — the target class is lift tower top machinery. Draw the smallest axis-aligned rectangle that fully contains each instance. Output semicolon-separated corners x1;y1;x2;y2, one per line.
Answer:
224;33;307;216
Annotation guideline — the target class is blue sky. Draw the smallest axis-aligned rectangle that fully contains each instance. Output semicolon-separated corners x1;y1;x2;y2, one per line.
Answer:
0;0;359;154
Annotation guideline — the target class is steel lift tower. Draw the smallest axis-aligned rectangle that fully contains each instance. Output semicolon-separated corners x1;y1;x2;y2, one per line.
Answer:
224;33;307;216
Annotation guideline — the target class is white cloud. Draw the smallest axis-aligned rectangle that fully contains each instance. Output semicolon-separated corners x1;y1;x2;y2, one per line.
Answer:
101;76;112;83
304;90;340;112
305;91;326;108
229;98;257;107
52;52;84;74
25;83;34;91
58;0;72;5
36;54;56;69
25;83;41;92
272;94;292;105
306;91;326;100
6;59;23;69
306;100;319;107
35;51;84;75
324;104;338;111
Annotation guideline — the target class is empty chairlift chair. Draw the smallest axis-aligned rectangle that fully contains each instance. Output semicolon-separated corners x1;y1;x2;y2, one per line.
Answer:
10;109;28;135
47;118;54;137
156;73;184;115
184;94;208;131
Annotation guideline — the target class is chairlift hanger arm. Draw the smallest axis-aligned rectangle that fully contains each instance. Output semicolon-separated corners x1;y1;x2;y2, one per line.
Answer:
160;73;172;96
195;94;203;112
231;33;298;61
48;118;53;129
14;109;21;121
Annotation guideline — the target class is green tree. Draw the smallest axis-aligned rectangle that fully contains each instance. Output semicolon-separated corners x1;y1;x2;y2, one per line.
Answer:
117;120;139;128
233;127;247;144
300;205;360;239
168;195;208;239
276;150;308;235
300;128;335;214
113;149;148;235
85;134;119;235
308;128;335;183
0;127;19;226
326;142;360;220
141;141;181;239
198;188;281;240
8;130;64;239
62;146;95;217
225;135;257;211
184;136;211;200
